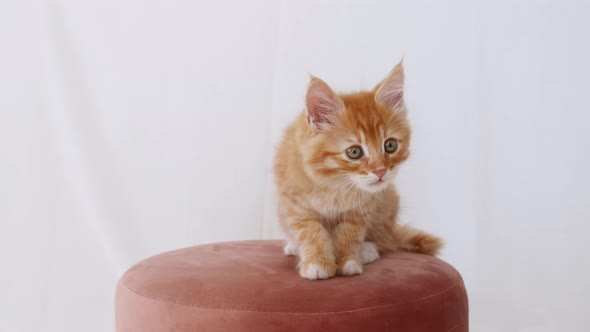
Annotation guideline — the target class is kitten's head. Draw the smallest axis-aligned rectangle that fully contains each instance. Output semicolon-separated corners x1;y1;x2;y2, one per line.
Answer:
302;62;411;194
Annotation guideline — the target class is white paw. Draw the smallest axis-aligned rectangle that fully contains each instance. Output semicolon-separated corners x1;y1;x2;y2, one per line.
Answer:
340;260;363;276
299;263;333;280
283;240;299;256
359;241;379;264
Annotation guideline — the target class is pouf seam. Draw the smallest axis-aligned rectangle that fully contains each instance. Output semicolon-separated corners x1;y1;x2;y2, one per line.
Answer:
120;278;463;314
447;323;466;332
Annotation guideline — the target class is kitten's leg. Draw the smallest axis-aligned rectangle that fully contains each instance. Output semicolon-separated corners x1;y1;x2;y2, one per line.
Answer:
359;241;379;264
290;218;337;280
283;239;299;257
334;221;366;276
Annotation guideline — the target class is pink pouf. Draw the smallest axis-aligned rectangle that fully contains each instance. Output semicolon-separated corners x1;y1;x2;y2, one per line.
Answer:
115;240;468;331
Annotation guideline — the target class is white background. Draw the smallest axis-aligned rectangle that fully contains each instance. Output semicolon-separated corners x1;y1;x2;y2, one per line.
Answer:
2;1;589;331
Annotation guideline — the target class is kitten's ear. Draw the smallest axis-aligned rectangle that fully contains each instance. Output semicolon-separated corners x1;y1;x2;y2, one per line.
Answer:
305;77;344;131
374;61;405;111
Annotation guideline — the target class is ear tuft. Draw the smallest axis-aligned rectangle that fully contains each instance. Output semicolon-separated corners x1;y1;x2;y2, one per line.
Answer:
305;77;343;131
374;61;405;111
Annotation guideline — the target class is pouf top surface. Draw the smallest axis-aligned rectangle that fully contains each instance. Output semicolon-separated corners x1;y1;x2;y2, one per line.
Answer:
120;240;462;313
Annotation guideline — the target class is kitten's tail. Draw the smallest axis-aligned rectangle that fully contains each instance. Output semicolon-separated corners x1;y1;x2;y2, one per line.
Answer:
376;224;444;256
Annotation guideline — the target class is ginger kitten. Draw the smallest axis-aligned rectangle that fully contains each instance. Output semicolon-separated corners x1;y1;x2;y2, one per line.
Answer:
273;61;443;280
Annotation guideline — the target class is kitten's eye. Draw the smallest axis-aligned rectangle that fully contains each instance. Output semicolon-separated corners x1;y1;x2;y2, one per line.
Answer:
346;146;363;160
384;139;398;153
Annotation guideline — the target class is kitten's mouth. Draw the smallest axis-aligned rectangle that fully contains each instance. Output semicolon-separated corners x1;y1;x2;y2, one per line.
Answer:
362;179;388;193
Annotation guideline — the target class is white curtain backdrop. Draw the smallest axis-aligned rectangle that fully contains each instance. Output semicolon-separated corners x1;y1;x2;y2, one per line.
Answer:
2;1;589;331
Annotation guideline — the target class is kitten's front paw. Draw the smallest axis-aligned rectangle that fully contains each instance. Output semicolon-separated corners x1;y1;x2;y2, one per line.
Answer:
283;240;299;256
359;241;379;264
299;261;337;280
338;259;363;276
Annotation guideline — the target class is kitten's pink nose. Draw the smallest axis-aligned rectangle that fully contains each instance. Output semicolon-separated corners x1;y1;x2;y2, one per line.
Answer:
373;169;387;179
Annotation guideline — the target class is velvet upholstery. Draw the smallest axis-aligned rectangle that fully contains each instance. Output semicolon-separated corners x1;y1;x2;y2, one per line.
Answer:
115;240;468;331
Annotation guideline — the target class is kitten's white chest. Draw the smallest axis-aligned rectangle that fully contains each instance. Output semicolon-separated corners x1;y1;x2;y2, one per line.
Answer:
308;188;366;218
